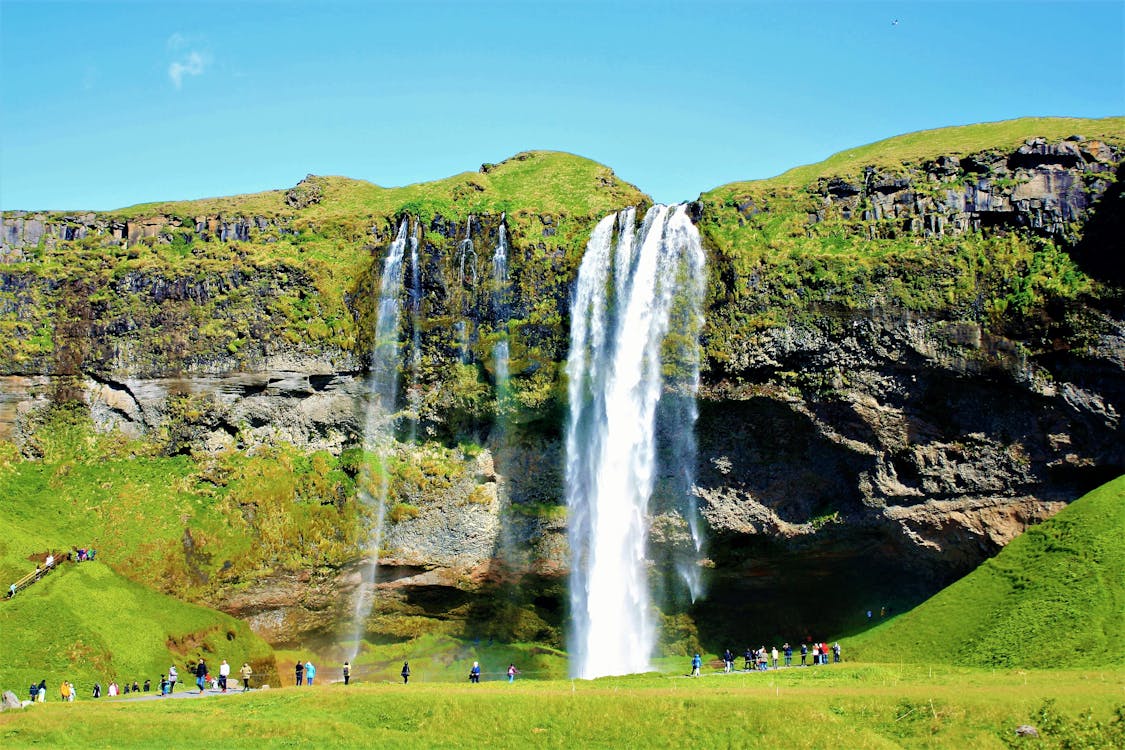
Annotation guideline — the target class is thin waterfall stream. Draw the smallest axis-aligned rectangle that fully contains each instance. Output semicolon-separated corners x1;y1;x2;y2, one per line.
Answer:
348;219;410;660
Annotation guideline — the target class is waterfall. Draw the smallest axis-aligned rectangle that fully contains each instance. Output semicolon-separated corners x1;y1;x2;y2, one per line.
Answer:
492;216;510;391
407;228;422;443
349;218;410;659
456;216;477;288
565;204;706;679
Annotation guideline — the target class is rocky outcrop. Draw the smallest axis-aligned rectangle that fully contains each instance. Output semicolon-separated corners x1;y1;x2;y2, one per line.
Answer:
804;137;1120;242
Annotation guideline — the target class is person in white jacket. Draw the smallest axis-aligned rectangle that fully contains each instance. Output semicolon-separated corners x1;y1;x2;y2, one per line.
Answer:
219;660;231;692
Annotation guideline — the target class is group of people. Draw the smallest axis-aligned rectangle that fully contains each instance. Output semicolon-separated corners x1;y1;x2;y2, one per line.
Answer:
21;658;255;704
7;548;94;598
193;658;254;693
693;641;842;675
294;659;317;686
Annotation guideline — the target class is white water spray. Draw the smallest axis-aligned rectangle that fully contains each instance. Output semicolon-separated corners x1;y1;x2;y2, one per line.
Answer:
492;217;510;390
565;204;706;679
349;219;410;659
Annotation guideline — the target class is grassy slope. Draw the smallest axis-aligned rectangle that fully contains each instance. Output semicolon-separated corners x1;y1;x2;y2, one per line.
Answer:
0;563;273;696
0;431;278;692
1;665;1122;749
709;116;1125;195
113;150;647;220
847;475;1125;668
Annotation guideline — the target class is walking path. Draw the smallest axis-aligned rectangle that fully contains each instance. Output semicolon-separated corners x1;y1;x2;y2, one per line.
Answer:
118;687;255;703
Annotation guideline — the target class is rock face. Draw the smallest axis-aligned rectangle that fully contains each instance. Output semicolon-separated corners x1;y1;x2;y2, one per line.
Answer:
805;137;1119;242
1;133;1123;646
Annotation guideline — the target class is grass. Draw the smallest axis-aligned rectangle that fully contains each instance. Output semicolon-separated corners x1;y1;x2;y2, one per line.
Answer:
1;664;1121;748
712;116;1125;192
0;561;275;697
847;475;1125;669
111;150;646;221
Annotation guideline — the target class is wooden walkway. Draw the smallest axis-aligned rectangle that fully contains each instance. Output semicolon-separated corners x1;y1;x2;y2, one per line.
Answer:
6;557;62;599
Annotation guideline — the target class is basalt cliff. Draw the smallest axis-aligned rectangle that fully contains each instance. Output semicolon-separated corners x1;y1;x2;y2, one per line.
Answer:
2;117;1122;650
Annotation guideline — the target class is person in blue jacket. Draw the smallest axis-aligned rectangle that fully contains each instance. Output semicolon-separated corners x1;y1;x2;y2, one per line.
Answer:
690;653;702;677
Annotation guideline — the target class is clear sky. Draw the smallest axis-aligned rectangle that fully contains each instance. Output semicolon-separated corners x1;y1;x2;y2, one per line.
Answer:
1;0;1122;210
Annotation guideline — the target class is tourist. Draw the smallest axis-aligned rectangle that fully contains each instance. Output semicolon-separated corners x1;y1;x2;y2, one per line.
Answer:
295;660;304;687
401;662;411;684
833;642;841;663
45;553;54;569
60;681;70;702
132;680;140;693
507;663;519;683
469;661;481;683
743;647;753;671
219;659;230;692
240;662;253;691
36;680;47;702
28;683;37;702
195;658;208;693
160;675;169;696
8;583;15;598
771;646;779;669
305;660;316;686
143;678;151;692
723;648;734;673
800;643;808;666
342;661;350;686
690;653;701;677
169;665;178;693
784;643;792;667
93;682;101;698
123;682;131;695
108;681;118;697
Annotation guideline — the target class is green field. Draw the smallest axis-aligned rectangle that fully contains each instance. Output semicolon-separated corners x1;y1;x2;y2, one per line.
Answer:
2;665;1122;748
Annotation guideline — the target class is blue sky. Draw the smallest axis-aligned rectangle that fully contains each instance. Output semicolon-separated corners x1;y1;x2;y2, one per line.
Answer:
2;0;1122;209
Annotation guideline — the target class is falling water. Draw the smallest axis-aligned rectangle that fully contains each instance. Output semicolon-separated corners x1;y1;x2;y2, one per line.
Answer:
455;216;477;287
492;217;510;391
565;204;706;679
406;229;422;443
349;219;410;659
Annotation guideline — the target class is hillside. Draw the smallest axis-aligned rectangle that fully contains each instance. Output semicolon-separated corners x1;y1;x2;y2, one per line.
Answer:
846;474;1125;668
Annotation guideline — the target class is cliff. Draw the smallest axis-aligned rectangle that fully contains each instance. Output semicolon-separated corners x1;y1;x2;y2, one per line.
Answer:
1;117;1123;649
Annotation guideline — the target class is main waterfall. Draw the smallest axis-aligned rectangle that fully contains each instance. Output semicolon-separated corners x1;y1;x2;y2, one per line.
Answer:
565;204;706;679
349;219;410;659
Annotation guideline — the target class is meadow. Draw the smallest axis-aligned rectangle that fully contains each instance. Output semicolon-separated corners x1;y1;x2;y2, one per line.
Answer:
2;663;1122;749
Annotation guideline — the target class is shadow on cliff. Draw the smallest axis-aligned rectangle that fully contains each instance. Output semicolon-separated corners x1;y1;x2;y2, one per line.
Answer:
1070;161;1125;287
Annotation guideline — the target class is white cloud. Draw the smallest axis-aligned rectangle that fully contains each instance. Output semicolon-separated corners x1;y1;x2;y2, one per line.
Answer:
166;32;188;51
169;50;209;88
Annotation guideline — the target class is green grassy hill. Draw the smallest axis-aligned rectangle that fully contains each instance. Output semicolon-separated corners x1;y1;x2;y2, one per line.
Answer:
709;115;1125;193
0;562;275;696
846;475;1125;668
113;150;647;220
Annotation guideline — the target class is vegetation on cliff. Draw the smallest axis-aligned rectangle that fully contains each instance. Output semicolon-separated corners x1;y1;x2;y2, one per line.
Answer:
698;117;1124;375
